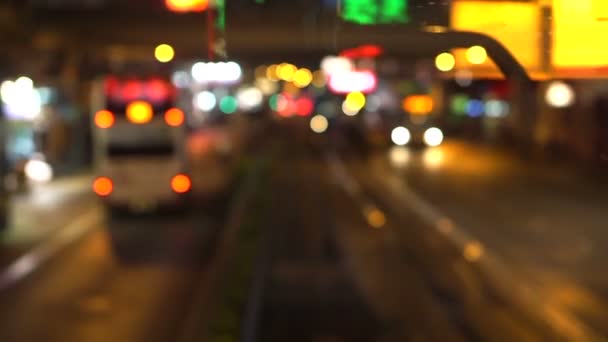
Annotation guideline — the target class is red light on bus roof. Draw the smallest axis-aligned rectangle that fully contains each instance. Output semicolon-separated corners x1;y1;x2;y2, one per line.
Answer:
123;80;143;100
147;79;171;102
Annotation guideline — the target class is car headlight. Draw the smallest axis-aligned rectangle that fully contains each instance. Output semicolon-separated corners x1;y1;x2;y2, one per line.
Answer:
423;127;444;147
391;126;411;146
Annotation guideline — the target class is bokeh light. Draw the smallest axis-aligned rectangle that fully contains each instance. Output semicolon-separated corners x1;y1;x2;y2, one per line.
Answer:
366;208;386;229
127;101;153;124
466;99;485;117
423;127;444;147
545;81;575;108
25;158;53;183
237;87;263;111
485;100;510;118
450;94;469;115
402;95;433;114
219;96;238;114
342;101;360;116
435;52;455;72
310;114;329;133
195;91;216;111
165;0;209;12
391;126;411;146
154;44;175;63
466;45;488;65
95;110;115;128
278;63;297;81
293;68;313;88
164;108;185;127
345;91;366;111
296;97;314;116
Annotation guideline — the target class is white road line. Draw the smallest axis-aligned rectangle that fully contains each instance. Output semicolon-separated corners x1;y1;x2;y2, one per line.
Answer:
0;207;102;291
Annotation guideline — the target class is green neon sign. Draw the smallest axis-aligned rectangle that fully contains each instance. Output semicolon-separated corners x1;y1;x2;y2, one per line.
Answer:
342;0;409;25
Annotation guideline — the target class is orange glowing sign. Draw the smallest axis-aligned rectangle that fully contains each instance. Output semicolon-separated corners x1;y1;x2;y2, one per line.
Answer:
165;0;209;12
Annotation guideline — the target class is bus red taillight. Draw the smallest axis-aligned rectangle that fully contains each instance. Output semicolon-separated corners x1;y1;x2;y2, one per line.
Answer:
171;174;191;194
93;177;113;197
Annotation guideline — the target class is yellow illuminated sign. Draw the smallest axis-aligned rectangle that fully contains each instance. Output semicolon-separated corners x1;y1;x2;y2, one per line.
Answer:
553;0;608;68
451;1;541;76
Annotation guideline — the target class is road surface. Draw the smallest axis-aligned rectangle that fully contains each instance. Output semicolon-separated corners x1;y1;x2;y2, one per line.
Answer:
1;130;607;341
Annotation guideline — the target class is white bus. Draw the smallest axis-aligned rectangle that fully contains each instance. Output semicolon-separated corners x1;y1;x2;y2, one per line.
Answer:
90;75;191;213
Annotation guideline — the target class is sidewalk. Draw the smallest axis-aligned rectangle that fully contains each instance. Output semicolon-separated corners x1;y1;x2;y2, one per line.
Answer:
0;174;94;266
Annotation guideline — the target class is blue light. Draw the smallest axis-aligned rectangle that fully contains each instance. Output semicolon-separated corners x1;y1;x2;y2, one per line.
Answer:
466;99;484;117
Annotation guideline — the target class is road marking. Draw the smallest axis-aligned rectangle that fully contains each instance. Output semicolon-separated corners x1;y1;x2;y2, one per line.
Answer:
0;207;102;291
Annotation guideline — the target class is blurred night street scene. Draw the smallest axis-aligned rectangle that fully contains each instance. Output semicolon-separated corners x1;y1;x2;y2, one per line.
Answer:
0;0;608;341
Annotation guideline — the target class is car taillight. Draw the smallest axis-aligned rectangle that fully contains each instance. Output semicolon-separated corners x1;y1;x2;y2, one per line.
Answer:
93;177;113;197
165;108;184;127
171;174;191;194
94;110;115;129
126;101;153;124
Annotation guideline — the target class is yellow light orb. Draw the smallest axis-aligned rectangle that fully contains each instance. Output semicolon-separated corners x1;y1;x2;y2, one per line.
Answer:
154;44;175;63
293;68;313;88
435;52;455;72
278;63;297;81
466;45;487;65
345;91;366;111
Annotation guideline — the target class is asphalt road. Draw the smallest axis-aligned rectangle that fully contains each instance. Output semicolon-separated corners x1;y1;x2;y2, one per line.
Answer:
338;139;608;340
1;129;607;341
0;197;228;342
247;131;559;341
